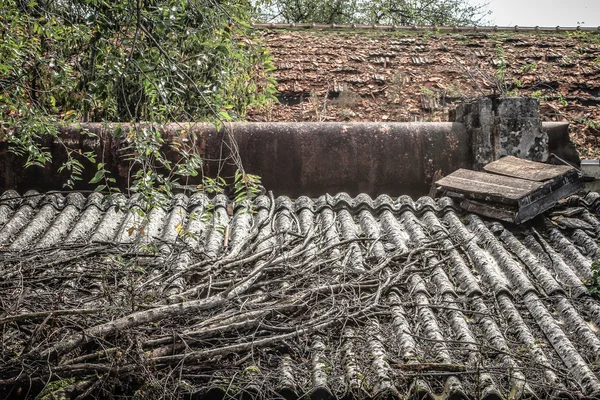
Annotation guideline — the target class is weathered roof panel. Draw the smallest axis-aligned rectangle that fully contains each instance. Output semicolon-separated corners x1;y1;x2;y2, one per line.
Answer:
1;190;600;398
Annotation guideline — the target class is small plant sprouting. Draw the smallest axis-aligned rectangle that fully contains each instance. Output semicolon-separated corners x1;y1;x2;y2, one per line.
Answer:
586;253;600;299
557;93;568;107
420;86;434;96
493;44;509;95
88;162;117;193
201;171;263;205
583;119;600;132
520;63;537;73
531;90;548;102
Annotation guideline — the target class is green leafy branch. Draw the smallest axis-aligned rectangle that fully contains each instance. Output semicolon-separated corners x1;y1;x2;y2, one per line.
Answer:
1;0;277;202
587;254;600;299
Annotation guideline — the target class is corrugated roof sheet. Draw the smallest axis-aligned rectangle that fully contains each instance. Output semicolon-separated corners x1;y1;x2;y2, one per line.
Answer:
2;190;600;399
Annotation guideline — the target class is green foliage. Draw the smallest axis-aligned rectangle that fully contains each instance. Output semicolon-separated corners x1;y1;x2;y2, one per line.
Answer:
232;170;263;204
242;365;261;375
531;90;548;102
202;176;228;195
0;0;276;195
565;30;600;44
493;44;510;95
583;119;600;131
123;126;174;207
557;93;568;107
257;0;357;24
528;90;567;108
1;0;274;123
255;0;491;26
520;63;537;73
202;171;263;204
420;86;434;96
587;255;600;299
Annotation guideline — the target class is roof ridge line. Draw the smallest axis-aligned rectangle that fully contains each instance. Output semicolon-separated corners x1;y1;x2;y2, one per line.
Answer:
251;22;600;32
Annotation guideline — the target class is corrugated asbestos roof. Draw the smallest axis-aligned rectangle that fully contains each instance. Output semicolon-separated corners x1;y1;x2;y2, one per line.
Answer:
2;190;600;399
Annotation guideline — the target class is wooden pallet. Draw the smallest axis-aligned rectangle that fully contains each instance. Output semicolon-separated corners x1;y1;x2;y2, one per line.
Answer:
434;156;583;224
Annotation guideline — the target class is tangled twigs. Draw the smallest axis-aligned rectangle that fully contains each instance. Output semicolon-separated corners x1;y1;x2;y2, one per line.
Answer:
0;223;455;397
391;363;467;372
0;309;101;325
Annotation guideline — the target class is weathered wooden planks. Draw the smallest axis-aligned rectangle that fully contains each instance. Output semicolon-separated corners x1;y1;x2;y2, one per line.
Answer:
434;156;583;224
483;156;577;182
435;168;542;205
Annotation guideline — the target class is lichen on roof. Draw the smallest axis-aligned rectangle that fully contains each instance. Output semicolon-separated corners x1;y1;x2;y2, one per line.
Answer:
2;190;600;398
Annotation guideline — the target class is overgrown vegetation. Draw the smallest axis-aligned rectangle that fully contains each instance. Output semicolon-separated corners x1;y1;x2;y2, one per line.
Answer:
0;0;276;205
255;0;491;26
588;255;600;299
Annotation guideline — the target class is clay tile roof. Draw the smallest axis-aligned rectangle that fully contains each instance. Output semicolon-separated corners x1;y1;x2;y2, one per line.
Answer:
248;28;600;157
2;189;600;398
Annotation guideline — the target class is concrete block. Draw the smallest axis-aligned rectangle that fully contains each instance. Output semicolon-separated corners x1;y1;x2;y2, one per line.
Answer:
453;97;548;169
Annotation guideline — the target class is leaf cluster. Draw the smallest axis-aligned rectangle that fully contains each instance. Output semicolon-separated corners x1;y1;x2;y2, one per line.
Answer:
255;0;491;26
588;256;600;299
1;0;277;194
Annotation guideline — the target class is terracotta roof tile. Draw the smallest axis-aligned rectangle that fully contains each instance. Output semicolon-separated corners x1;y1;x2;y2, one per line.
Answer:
249;28;600;157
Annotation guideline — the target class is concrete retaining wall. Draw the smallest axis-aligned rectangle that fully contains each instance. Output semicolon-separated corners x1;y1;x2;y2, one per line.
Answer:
0;98;581;197
0;122;470;198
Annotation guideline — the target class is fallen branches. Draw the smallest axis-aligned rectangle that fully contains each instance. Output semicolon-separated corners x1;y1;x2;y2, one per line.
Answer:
0;208;588;400
0;223;406;394
0;308;101;325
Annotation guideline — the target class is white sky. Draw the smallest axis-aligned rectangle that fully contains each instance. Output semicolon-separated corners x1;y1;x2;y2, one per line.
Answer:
485;0;600;27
